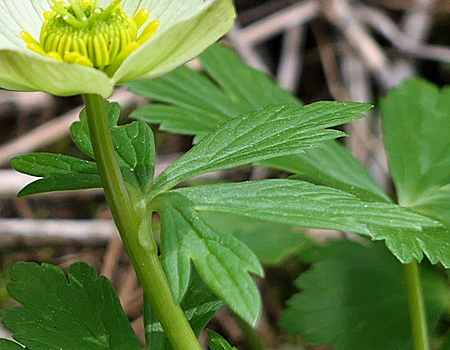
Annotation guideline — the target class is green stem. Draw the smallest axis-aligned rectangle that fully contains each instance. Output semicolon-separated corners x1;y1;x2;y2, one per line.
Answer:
404;261;430;350
83;94;202;350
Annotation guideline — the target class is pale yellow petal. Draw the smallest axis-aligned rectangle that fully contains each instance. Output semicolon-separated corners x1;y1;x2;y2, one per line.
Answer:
113;0;235;84
0;50;114;98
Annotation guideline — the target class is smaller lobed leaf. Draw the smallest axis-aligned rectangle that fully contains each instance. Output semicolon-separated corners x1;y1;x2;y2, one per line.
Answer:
71;101;155;194
71;102;121;159
155;192;263;325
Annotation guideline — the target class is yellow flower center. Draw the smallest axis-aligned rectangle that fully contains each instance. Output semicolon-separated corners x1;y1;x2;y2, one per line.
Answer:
20;0;159;76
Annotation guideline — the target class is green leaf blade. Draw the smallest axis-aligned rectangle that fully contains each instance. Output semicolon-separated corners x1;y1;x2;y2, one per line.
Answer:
128;44;301;137
10;153;98;177
206;330;239;350
156;193;263;325
199;44;301;110
17;174;102;197
174;179;450;266
71;102;155;195
112;121;156;193
153;102;371;192
71;102;121;159
260;140;390;203
10;153;102;196
1;262;141;350
131;104;222;137
129;65;243;119
381;78;450;206
281;241;449;350
176;180;438;232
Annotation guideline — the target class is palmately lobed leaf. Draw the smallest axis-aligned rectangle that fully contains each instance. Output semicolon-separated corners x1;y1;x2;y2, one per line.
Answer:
281;240;449;350
151;101;371;193
11;102;156;197
1;262;141;350
130;44;385;205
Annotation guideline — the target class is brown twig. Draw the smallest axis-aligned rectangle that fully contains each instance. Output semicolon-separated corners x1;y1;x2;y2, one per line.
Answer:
312;18;349;101
277;25;306;93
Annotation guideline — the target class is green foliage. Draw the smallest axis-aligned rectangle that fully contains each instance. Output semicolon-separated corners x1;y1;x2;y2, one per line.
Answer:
8;40;450;350
155;192;263;325
206;330;239;350
72;102;156;194
151;102;370;193
177;179;436;232
201;212;312;265
128;44;300;139
11;102;155;197
129;44;383;202
133;47;450;269
0;339;27;350
1;262;142;350
381;79;450;227
281;240;449;350
260;141;390;203
144;269;224;350
174;180;450;266
10;153;101;196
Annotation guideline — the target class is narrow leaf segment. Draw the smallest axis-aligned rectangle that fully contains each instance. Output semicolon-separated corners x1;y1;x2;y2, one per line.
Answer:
152;101;371;194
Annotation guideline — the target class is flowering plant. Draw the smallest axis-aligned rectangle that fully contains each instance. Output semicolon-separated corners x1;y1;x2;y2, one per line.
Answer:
0;0;235;97
1;2;448;350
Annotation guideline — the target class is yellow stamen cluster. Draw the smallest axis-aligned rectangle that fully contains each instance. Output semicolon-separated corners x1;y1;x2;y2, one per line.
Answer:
21;0;159;76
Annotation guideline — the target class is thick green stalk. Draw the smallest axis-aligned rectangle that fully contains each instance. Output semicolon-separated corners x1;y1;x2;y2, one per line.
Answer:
404;261;430;350
83;94;202;350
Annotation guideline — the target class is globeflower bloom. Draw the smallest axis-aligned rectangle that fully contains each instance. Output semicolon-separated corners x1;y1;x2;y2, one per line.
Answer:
0;0;235;98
